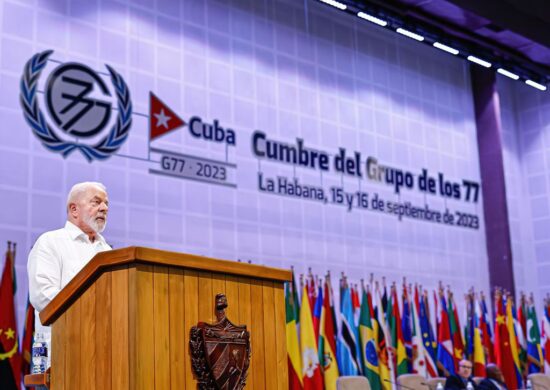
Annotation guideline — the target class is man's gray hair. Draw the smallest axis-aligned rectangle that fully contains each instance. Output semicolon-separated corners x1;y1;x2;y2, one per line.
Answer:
66;182;107;212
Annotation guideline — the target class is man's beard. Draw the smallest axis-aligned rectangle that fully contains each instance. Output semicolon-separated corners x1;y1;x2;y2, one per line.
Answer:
83;214;107;233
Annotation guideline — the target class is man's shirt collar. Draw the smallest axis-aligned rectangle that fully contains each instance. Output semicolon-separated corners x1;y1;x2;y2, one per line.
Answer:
64;220;106;244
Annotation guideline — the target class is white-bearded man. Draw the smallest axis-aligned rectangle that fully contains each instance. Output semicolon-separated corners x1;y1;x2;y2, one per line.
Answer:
27;181;112;366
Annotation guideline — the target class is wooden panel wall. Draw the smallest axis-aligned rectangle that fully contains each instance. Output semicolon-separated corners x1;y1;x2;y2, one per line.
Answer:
50;265;288;389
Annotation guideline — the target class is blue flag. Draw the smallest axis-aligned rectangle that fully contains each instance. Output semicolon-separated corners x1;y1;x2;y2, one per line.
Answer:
419;296;438;377
337;286;361;375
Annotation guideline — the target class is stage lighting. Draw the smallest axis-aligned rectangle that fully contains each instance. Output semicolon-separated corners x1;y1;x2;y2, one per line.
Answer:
525;80;547;91
357;11;388;27
319;0;347;10
317;0;548;91
396;28;424;42
497;68;520;80
467;55;491;68
433;42;459;55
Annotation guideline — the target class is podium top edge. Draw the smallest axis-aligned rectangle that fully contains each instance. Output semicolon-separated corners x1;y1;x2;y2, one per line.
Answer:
40;246;293;325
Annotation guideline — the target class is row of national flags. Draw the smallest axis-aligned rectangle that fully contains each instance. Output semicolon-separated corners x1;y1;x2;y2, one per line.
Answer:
285;271;550;390
2;239;550;390
0;242;36;390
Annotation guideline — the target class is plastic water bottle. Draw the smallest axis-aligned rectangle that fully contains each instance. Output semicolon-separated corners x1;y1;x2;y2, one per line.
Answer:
526;379;533;390
31;333;48;374
466;381;474;390
436;382;444;390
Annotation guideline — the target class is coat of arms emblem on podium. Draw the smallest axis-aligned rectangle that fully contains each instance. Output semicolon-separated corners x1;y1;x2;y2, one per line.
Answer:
190;294;251;390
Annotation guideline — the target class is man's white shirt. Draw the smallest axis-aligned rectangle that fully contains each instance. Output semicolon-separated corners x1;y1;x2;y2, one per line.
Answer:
28;220;111;313
27;220;111;360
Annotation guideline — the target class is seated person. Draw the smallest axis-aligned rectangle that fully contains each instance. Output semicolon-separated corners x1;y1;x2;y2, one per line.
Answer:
477;364;508;390
445;360;477;390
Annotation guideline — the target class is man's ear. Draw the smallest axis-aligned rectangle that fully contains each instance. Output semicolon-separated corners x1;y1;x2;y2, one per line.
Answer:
68;203;78;218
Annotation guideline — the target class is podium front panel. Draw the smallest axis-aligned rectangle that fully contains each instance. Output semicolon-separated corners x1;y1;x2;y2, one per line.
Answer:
51;258;288;389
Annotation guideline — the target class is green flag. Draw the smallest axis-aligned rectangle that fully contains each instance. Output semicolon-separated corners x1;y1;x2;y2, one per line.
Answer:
359;289;381;390
526;304;543;373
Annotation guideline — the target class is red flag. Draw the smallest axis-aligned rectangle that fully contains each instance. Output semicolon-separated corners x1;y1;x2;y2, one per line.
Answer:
300;285;324;389
437;292;455;375
352;285;361;325
21;297;35;383
352;286;361;312
149;92;185;140
494;292;518;390
0;245;21;390
543;301;550;373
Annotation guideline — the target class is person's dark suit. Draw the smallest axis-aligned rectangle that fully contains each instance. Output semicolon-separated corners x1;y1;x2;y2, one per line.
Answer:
477;378;507;390
444;374;477;390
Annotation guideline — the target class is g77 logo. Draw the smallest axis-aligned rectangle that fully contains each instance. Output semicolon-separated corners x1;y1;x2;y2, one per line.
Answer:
20;50;132;161
46;63;112;138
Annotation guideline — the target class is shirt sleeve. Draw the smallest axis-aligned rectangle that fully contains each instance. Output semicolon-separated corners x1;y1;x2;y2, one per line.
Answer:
27;234;62;314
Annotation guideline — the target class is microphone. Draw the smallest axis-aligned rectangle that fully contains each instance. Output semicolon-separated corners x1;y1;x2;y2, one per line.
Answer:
384;379;419;390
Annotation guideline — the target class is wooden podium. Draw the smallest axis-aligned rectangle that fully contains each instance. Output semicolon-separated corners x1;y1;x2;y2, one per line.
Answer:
34;246;292;389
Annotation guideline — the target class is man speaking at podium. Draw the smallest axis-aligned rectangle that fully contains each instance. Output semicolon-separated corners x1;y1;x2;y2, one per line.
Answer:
27;182;112;361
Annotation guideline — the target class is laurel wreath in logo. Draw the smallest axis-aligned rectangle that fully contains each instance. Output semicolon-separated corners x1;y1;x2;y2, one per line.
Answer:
20;50;132;162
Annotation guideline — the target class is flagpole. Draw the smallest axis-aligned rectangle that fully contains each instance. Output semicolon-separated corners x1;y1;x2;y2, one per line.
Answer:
148;91;151;161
